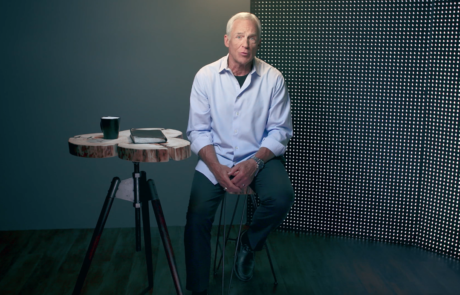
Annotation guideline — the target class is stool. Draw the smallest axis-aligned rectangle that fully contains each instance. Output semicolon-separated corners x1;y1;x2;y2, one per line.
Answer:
213;188;278;295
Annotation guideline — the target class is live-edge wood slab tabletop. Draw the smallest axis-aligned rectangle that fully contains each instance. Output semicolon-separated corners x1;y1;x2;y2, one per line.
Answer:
68;128;191;162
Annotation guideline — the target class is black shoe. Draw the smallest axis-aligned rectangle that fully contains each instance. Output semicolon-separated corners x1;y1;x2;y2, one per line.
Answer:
234;231;255;281
192;291;207;295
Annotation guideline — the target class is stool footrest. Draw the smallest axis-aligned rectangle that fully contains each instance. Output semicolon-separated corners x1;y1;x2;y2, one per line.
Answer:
213;192;278;295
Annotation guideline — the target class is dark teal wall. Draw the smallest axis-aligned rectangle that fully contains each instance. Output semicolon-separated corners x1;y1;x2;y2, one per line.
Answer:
0;0;250;230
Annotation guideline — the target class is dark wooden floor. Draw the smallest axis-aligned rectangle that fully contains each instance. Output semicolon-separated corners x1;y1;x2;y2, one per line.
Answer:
1;226;460;295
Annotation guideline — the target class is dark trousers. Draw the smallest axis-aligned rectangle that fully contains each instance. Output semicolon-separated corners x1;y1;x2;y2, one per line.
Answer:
184;157;295;292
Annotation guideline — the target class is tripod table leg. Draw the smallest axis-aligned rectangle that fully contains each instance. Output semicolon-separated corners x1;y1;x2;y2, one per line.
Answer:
133;163;142;251
72;177;120;295
147;179;183;295
141;190;154;290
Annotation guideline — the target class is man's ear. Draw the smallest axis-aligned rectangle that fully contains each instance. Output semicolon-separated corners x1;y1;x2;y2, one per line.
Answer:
224;34;230;48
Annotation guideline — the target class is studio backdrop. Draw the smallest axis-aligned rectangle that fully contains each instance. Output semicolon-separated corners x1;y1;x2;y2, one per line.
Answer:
250;0;459;260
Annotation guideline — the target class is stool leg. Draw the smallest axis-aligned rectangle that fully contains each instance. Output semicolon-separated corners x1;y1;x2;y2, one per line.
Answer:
227;195;247;294
147;179;183;295
249;193;278;287
264;243;278;287
213;195;225;276
214;195;241;276
221;194;226;295
225;195;241;246
72;177;120;295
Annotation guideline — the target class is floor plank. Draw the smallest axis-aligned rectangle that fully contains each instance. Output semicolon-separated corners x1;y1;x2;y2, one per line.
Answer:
96;228;137;295
0;230;36;282
0;251;43;295
81;228;121;295
18;229;79;295
1;227;460;295
125;227;160;295
42;229;93;295
152;226;186;295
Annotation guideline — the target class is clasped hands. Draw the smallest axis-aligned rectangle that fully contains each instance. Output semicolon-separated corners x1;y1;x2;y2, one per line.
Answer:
215;159;258;194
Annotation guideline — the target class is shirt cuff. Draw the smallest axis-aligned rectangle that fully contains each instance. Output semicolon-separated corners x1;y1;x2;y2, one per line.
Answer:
260;137;286;157
190;135;213;155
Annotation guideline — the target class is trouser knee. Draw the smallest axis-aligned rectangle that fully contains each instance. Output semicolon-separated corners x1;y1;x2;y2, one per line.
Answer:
262;187;295;215
185;211;213;237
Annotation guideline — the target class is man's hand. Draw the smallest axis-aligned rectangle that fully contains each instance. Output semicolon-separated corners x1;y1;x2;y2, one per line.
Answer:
212;164;240;194
198;145;275;194
198;145;240;193
228;159;258;193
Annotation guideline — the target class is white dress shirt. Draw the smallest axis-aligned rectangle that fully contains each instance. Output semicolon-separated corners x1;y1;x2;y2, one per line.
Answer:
187;55;293;184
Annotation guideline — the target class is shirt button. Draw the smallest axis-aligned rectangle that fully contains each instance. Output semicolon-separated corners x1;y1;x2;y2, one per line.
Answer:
234;129;238;134
235;146;239;150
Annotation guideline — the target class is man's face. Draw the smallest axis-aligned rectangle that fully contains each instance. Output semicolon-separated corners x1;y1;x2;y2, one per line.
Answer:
224;19;260;70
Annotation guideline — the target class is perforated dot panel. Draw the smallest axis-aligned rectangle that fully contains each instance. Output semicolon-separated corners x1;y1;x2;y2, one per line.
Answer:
250;0;459;259
416;1;460;259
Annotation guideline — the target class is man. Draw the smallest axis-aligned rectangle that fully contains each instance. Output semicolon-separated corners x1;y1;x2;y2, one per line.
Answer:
185;12;295;295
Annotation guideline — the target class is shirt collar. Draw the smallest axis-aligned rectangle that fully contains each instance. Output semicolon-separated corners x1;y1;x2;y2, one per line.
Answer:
219;54;261;77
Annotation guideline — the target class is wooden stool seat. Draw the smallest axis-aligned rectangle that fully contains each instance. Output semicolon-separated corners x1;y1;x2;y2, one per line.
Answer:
227;186;255;196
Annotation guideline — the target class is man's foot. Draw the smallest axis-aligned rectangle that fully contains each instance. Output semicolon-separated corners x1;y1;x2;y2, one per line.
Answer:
233;231;255;281
192;290;207;295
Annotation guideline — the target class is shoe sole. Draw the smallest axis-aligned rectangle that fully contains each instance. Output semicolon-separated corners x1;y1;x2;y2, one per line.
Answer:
233;266;253;282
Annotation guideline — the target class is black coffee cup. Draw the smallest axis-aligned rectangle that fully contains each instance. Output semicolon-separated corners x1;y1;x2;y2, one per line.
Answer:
100;116;120;139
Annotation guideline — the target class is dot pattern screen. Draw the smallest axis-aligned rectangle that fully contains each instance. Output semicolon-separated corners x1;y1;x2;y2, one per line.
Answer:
250;0;459;259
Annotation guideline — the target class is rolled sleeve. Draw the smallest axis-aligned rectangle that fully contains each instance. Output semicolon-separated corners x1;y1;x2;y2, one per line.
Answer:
190;133;213;155
186;72;214;155
261;75;293;156
261;136;287;156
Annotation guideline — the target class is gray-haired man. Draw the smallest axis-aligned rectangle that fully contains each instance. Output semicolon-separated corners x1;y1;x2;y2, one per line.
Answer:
185;12;295;295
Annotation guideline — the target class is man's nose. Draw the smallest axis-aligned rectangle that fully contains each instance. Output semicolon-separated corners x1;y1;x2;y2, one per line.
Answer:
243;37;250;47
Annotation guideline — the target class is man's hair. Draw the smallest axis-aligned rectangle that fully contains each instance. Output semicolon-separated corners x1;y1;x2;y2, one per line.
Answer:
226;12;261;40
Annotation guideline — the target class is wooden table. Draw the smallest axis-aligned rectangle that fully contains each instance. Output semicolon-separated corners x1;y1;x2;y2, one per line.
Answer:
69;128;190;161
69;128;190;295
